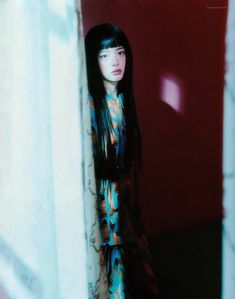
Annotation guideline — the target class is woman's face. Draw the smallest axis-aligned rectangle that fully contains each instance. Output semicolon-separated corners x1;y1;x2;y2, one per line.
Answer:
97;46;126;84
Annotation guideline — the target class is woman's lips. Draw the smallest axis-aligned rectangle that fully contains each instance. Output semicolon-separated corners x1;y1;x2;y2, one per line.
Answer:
112;69;122;75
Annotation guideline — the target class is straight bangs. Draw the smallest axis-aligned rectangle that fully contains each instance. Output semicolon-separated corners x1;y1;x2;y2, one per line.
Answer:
99;36;123;51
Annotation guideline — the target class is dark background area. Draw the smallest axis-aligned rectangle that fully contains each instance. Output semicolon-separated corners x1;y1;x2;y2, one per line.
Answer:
81;1;226;298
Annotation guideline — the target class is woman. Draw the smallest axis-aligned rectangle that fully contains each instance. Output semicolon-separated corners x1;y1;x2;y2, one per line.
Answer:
85;23;160;299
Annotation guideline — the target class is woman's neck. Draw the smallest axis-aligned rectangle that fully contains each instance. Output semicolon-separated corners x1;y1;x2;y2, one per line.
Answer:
103;80;118;98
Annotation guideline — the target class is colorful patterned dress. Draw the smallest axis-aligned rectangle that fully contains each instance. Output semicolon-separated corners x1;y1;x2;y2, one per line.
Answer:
89;93;160;299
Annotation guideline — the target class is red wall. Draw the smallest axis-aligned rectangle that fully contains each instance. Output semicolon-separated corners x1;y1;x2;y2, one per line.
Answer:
81;0;227;234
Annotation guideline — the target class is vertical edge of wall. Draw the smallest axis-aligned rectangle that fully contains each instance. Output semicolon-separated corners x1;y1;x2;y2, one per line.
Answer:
76;0;109;298
222;1;235;298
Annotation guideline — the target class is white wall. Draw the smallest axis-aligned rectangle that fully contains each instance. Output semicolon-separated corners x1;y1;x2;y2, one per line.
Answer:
0;1;107;298
223;1;235;299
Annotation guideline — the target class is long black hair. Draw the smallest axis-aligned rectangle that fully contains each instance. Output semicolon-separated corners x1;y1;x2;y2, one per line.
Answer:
85;23;141;179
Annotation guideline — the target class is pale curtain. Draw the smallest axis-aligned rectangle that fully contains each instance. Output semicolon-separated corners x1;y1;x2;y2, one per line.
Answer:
0;1;107;298
222;1;235;298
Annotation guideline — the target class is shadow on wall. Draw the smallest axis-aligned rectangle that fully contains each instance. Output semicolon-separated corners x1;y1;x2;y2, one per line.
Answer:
139;85;197;234
0;284;11;299
0;236;43;299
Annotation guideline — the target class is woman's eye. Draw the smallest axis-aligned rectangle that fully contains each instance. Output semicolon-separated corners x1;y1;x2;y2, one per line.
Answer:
118;50;125;56
98;54;107;59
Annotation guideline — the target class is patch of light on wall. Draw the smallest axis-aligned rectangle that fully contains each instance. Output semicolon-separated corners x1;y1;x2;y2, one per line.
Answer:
160;74;185;115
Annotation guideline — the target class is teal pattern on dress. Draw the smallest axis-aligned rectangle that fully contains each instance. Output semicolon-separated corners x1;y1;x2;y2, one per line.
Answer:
89;93;127;298
90;93;126;247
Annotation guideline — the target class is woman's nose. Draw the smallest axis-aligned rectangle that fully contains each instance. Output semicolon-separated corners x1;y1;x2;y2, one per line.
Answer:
112;55;119;66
